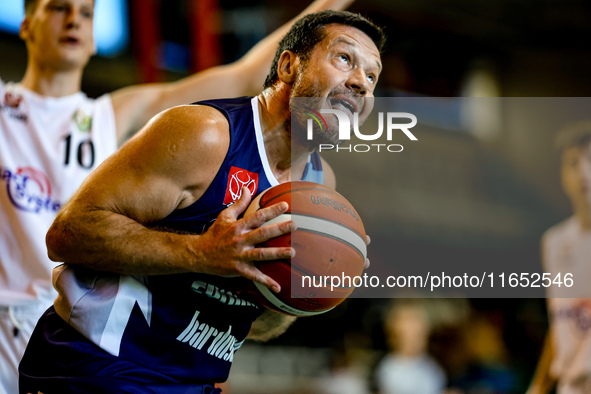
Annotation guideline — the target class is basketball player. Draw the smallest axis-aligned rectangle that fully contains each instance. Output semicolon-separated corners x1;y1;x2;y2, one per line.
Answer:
19;10;384;392
0;0;355;392
527;123;591;394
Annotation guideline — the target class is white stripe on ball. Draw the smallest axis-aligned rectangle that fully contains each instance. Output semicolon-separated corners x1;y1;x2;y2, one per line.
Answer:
262;214;367;261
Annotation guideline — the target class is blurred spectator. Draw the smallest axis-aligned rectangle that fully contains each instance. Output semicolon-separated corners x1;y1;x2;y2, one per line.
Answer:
318;345;371;394
452;312;518;393
527;123;591;394
374;300;447;394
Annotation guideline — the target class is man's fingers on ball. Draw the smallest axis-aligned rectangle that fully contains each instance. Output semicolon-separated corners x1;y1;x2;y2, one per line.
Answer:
241;264;281;293
270;247;295;259
249;220;293;244
246;202;288;228
244;247;293;261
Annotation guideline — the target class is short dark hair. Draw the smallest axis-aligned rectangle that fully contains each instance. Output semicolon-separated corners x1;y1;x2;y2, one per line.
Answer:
556;121;591;152
263;10;385;89
24;0;39;15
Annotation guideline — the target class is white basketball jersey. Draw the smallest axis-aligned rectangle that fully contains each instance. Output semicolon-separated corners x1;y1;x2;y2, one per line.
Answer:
542;216;591;386
0;79;117;305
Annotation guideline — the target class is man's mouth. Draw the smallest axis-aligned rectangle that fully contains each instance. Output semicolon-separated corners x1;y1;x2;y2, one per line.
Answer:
329;97;358;113
60;36;81;45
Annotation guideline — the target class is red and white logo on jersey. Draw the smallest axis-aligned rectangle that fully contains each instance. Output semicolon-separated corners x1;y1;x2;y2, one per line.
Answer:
4;92;23;108
223;166;258;204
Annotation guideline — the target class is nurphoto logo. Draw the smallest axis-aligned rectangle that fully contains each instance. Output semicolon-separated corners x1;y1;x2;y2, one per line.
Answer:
305;107;418;153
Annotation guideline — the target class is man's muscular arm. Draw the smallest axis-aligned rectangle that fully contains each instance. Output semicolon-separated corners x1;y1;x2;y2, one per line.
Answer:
46;105;292;292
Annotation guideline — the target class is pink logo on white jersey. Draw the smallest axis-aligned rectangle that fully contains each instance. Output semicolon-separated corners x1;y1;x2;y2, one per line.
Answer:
555;299;591;334
223;166;258;205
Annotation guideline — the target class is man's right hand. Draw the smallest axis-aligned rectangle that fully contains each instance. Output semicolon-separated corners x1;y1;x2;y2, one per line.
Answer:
192;187;294;293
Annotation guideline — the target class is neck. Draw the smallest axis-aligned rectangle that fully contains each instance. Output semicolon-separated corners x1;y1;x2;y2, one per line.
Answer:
257;88;315;183
574;205;591;230
20;60;83;97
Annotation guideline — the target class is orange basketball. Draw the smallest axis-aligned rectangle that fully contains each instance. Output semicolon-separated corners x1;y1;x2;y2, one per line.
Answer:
245;181;367;317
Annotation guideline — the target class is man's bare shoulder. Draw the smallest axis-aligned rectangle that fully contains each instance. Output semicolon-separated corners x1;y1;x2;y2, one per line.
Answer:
146;104;229;141
542;216;578;246
115;104;231;205
127;104;231;164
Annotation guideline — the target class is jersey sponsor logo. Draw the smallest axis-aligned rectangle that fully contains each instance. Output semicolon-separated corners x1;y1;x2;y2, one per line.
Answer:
0;166;61;213
191;280;257;308
176;310;245;362
73;108;92;132
4;92;22;108
0;92;28;123
223;166;258;205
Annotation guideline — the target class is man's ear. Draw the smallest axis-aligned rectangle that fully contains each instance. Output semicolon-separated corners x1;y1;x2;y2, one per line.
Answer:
277;50;300;85
19;17;31;41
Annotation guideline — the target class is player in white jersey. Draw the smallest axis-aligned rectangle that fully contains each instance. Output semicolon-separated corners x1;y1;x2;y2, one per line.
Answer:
527;123;591;394
0;0;354;392
0;85;117;393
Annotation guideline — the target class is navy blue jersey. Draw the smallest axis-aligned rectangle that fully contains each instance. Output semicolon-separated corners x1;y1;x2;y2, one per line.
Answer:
156;97;323;234
20;97;324;391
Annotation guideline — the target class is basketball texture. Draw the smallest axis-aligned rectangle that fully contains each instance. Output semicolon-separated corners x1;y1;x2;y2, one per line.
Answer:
246;181;367;317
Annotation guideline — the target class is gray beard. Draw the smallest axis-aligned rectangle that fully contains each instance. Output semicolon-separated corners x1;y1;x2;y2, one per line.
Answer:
289;79;350;147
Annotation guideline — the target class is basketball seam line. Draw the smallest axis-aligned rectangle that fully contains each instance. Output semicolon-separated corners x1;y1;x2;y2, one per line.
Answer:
252;281;335;316
255;261;355;290
263;214;367;261
284;211;365;239
262;211;366;245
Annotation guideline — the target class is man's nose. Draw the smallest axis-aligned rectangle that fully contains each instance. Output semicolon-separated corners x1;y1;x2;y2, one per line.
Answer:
65;8;81;29
346;68;370;96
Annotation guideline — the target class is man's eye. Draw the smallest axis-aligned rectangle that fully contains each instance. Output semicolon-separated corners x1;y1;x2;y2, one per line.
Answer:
337;54;350;63
367;75;375;84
